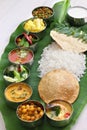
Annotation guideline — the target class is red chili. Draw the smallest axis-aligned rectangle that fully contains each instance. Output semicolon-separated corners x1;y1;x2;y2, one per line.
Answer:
64;113;70;118
17;65;21;73
23;33;32;45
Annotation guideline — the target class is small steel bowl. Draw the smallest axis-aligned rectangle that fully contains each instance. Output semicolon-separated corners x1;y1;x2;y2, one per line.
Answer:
67;6;87;26
16;100;45;127
15;33;39;51
45;100;73;127
8;48;34;65
23;17;47;39
4;82;33;109
32;6;54;24
3;64;30;83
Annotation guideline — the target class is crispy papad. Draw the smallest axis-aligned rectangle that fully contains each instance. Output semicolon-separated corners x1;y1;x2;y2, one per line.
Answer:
38;69;80;104
50;30;87;53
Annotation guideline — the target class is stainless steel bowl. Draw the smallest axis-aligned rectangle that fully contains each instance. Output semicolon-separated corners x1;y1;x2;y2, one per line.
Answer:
16;100;45;127
45;100;73;127
8;48;34;65
4;82;33;109
15;33;39;51
23;17;47;39
3;64;30;83
67;6;87;26
32;6;54;24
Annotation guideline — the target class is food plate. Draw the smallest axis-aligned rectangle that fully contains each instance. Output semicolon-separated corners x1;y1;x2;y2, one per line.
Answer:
0;0;87;130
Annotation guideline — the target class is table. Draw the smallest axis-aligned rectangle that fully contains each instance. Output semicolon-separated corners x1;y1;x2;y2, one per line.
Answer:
0;0;87;130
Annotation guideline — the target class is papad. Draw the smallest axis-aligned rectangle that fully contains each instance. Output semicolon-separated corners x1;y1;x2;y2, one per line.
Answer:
50;30;87;53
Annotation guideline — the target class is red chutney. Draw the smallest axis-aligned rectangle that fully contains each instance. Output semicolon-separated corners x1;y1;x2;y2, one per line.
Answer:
8;49;33;64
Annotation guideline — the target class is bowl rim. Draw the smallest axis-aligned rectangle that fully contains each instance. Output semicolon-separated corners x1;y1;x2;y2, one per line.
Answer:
15;33;40;48
45;99;73;122
67;6;87;19
4;82;33;103
8;48;34;65
16;100;45;122
32;6;54;20
3;64;30;83
23;17;47;33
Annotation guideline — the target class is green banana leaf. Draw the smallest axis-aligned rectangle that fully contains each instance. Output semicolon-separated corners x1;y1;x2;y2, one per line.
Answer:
0;1;87;130
53;0;70;23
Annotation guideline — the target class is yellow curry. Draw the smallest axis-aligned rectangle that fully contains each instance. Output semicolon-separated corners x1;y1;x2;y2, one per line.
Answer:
5;82;32;102
24;18;46;32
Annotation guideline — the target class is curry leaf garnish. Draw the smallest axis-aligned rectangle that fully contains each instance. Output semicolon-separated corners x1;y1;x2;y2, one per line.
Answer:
52;106;61;116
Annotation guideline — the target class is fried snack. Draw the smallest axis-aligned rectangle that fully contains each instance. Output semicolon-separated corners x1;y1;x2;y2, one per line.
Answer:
50;30;87;53
38;69;80;104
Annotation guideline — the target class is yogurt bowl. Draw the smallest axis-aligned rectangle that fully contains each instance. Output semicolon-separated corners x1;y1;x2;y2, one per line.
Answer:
67;6;87;26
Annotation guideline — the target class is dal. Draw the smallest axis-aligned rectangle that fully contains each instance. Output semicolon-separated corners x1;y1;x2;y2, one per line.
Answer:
5;82;32;102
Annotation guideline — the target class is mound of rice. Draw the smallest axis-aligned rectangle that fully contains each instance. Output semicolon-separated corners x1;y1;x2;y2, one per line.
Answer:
38;42;86;81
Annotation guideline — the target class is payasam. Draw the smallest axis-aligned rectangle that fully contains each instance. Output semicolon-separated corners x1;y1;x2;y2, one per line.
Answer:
38;69;80;104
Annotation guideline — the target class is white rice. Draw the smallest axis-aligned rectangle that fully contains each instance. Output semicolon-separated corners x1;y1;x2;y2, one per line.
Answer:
38;42;86;81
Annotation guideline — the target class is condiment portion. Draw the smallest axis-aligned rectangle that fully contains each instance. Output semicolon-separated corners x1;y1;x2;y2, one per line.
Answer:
8;48;34;64
46;103;71;120
16;100;45;128
68;6;87;18
67;6;87;26
4;82;32;102
16;33;39;49
46;100;72;120
45;100;73;127
38;69;80;104
32;6;53;19
3;64;29;83
24;18;46;33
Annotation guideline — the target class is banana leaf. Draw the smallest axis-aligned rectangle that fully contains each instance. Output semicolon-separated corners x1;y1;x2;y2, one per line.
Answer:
0;1;87;130
53;0;70;23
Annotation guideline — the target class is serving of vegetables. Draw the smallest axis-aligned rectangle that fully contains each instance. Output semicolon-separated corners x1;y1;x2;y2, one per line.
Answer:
3;64;29;83
17;100;44;122
32;6;53;19
24;18;46;32
16;33;39;48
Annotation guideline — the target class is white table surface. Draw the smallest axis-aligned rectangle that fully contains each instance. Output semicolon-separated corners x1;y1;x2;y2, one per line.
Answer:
0;0;87;130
